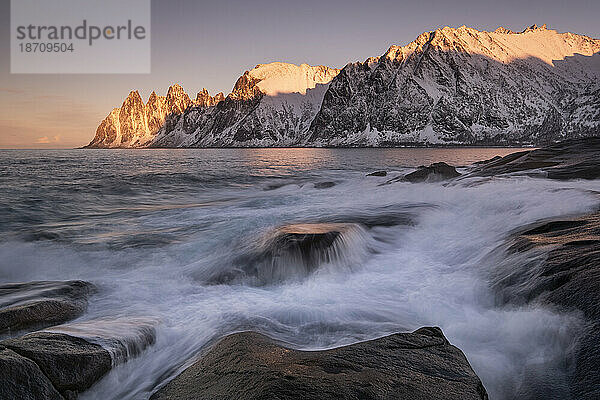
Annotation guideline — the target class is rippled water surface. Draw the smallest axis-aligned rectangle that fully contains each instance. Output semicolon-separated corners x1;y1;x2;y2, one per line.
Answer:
1;148;599;400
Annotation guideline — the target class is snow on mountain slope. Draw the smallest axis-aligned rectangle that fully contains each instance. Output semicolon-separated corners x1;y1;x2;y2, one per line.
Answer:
308;24;600;146
151;63;340;147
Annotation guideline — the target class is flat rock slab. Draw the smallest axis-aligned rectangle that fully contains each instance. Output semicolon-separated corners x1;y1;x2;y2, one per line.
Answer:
469;137;600;180
151;327;488;400
0;280;96;334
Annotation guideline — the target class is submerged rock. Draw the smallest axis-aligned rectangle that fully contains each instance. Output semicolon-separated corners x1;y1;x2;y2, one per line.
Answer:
0;281;96;334
469;137;600;180
491;212;600;399
395;162;460;183
209;223;367;286
314;181;336;189
151;327;488;400
366;170;387;177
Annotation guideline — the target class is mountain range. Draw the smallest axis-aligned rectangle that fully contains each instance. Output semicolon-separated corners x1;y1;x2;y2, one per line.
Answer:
86;24;600;148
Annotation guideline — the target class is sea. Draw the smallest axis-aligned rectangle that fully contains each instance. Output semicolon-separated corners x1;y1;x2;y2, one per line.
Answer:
1;148;600;399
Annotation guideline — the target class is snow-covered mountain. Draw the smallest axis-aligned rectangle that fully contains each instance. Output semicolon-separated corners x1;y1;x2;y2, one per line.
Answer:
86;25;600;148
152;63;340;147
85;85;224;148
310;24;600;146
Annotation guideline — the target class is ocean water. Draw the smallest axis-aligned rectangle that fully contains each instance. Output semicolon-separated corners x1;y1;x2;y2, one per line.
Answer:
1;148;599;400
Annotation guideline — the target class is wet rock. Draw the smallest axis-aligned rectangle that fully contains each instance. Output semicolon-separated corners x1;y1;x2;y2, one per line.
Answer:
51;317;158;363
0;318;157;399
366;170;387;177
473;155;502;165
469;137;600;180
314;181;335;189
0;345;64;400
0;281;96;334
403;162;460;183
151;327;488;400
2;332;112;398
491;212;600;399
209;223;366;285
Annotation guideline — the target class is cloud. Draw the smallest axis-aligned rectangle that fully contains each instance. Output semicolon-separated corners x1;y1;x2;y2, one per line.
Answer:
36;136;52;144
35;135;62;144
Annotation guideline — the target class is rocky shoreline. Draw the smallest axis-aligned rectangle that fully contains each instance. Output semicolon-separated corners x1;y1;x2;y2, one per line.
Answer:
2;137;600;399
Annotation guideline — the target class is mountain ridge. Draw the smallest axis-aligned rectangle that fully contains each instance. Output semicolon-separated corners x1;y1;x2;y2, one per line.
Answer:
86;24;600;148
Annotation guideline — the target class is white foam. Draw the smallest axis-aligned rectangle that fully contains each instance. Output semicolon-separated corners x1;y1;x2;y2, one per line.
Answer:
2;174;600;399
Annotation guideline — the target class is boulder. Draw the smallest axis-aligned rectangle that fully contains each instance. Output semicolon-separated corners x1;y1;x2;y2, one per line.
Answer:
0;318;157;399
209;223;365;285
0;280;96;334
403;162;461;183
151;327;488;400
2;332;112;398
0;345;64;400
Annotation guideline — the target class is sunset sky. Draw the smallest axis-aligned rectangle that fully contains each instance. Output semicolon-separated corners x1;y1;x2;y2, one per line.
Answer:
1;0;599;149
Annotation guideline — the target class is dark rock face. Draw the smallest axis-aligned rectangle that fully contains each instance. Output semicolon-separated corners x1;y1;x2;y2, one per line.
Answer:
469;137;600;180
491;212;600;399
0;345;64;400
0;281;96;334
151;327;488;400
403;162;461;183
208;223;363;285
2;332;112;397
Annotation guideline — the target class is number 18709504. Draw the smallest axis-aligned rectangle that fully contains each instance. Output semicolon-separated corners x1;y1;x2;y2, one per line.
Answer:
19;42;74;52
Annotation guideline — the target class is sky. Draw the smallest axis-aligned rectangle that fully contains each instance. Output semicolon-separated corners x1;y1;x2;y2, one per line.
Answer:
0;0;599;149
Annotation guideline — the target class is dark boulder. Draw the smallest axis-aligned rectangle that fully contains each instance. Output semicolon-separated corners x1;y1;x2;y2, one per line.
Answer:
208;223;365;285
403;162;460;183
2;332;112;397
469;137;600;180
0;280;96;334
151;327;488;400
0;345;64;400
366;170;387;177
0;318;157;399
491;212;600;399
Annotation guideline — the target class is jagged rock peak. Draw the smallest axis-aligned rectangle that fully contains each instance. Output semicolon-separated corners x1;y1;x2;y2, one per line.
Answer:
165;84;192;114
494;26;515;34
124;90;143;104
522;23;548;33
166;84;186;98
195;88;224;107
